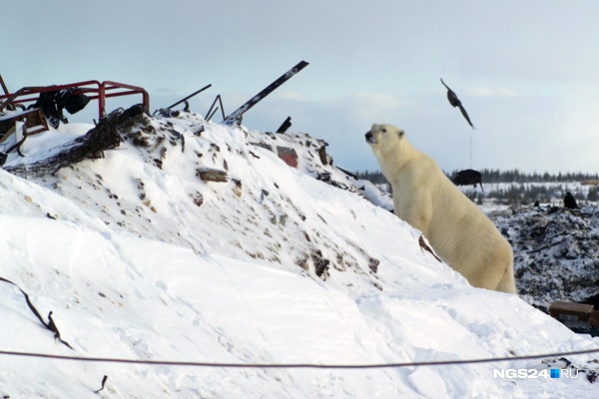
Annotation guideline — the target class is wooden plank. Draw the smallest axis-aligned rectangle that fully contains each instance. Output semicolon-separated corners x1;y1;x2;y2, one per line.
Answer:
0;108;48;136
549;301;594;322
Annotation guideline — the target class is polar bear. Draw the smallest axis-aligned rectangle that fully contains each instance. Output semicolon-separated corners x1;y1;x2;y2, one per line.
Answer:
365;123;516;293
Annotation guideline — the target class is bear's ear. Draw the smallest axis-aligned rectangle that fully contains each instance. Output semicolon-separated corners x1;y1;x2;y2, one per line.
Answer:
398;130;405;138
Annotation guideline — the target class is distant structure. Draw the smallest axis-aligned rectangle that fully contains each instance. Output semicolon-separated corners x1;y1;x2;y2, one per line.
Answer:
452;169;484;192
440;78;474;128
563;191;578;209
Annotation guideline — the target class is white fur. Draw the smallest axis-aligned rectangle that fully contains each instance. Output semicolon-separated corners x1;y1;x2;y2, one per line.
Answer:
366;123;516;293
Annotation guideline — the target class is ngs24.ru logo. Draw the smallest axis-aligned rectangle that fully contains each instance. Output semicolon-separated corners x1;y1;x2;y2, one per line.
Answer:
494;368;578;379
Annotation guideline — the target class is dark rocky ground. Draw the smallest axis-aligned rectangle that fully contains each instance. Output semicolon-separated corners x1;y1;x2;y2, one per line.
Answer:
491;204;599;335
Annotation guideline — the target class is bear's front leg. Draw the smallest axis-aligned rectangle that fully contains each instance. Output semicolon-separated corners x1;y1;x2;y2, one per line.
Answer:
399;194;432;237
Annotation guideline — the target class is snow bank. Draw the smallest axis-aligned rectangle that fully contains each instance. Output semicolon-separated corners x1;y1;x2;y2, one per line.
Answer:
0;110;598;398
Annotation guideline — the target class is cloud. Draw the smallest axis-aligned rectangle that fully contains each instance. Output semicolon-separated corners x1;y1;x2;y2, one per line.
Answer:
276;90;310;102
353;92;405;109
468;86;519;98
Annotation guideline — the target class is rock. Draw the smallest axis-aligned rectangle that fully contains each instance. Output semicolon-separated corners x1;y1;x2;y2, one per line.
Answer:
190;192;204;207
368;257;380;273
197;167;229;183
232;179;243;197
311;250;330;280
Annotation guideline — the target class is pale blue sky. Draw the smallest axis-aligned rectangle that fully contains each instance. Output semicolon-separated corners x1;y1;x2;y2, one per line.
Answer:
4;1;599;173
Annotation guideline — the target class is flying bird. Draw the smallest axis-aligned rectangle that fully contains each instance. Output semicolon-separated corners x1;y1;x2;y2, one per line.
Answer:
440;78;475;128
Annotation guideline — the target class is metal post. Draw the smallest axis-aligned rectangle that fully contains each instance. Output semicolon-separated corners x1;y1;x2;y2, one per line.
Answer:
165;84;211;110
276;116;292;133
0;74;10;96
223;60;309;125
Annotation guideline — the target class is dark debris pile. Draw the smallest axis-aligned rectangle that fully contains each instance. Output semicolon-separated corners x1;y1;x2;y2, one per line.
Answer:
5;104;146;178
491;205;599;312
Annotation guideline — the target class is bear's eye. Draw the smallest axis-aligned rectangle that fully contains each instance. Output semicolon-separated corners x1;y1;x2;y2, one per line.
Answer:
381;128;387;133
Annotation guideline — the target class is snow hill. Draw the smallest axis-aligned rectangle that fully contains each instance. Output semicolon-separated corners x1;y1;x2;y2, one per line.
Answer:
1;108;598;398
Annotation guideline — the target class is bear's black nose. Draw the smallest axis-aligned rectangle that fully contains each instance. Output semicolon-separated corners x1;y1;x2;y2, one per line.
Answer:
365;131;373;142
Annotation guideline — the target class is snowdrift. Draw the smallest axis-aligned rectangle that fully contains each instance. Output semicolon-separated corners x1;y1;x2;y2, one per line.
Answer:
0;109;598;398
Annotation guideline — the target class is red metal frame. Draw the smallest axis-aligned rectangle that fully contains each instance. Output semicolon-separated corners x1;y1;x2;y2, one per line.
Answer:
0;80;149;119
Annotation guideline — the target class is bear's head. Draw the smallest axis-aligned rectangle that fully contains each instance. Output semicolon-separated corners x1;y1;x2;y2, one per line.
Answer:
365;123;405;156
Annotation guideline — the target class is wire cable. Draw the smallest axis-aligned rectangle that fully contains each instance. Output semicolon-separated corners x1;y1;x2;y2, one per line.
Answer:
1;347;599;369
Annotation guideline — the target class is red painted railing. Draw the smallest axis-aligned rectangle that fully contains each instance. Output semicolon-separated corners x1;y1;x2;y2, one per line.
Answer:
0;80;149;119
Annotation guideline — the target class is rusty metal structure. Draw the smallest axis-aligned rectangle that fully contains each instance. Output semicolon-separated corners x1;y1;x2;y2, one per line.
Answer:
0;74;150;164
1;60;309;165
0;79;149;120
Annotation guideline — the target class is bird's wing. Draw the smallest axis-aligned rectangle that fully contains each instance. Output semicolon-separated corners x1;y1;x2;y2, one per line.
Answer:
458;103;475;128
